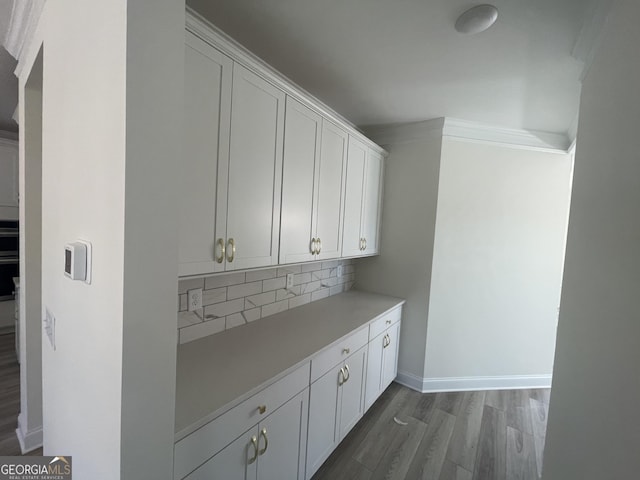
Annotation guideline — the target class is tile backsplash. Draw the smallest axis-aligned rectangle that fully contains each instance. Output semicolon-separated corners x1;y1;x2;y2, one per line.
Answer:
178;259;355;344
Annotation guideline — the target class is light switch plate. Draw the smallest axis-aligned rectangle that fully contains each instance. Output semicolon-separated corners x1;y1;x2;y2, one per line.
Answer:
188;288;203;312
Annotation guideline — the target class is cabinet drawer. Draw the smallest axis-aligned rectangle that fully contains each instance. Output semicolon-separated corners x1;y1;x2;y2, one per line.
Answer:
369;307;401;341
174;362;310;479
311;327;368;383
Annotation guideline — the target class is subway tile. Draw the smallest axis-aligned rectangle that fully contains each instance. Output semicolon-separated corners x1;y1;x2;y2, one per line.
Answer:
178;277;204;294
344;265;355;275
277;265;302;277
276;285;300;301
204;272;246;290
226;313;246;329
289;293;311;309
178;310;203;329
202;287;226;306
246;268;277;282
178;294;187;312
301;280;322;294
311;288;330;302
329;284;345;296
227;281;262;300
245;291;276;309
262;299;289;318
293;272;312;286
321;260;340;270
301;262;323;273
179;317;225;344
263;276;286;292
321;277;339;288
312;269;332;281
204;298;245;318
241;308;261;323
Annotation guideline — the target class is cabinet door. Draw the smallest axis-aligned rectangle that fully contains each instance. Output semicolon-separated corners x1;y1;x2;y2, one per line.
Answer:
362;149;383;255
315;121;348;260
279;97;321;264
179;32;232;276
364;333;384;412
381;322;400;390
338;346;367;440
341;137;367;257
257;389;309;480
226;63;285;270
185;427;258;480
306;367;341;479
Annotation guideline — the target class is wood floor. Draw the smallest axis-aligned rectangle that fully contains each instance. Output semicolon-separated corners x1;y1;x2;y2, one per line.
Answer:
312;382;550;480
0;332;42;456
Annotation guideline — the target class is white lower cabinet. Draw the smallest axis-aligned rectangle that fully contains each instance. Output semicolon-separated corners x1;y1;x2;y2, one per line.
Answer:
184;389;308;480
175;305;403;480
306;345;367;479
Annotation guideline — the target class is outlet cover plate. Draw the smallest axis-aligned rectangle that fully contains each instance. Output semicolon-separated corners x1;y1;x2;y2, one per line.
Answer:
286;273;294;289
188;288;203;311
337;265;343;277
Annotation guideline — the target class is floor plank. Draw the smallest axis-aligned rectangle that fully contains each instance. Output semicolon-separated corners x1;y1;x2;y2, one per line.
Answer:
505;426;538;480
435;391;465;416
405;408;457;480
439;459;473;480
473;405;506;480
446;391;486;472
529;398;549;477
370;416;427;480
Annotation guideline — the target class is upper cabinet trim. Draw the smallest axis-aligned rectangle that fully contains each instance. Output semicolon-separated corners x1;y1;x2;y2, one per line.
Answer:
185;8;387;157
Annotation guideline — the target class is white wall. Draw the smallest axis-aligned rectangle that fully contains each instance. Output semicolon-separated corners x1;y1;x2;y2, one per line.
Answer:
543;0;640;478
423;139;573;389
357;135;442;382
19;0;183;477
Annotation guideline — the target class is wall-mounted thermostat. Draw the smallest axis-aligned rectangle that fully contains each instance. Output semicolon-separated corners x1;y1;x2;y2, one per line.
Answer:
64;240;92;284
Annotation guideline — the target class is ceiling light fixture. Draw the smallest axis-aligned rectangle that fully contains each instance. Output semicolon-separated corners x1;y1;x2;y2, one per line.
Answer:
455;4;499;35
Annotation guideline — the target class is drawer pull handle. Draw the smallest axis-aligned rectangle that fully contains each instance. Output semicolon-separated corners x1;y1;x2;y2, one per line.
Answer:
338;367;345;386
259;428;268;455
248;435;258;464
258;405;267;415
344;364;350;382
215;238;225;263
342;348;350;355
386;320;392;324
227;238;236;262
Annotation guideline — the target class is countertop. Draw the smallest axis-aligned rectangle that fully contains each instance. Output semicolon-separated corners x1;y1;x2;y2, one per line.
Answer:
174;289;404;441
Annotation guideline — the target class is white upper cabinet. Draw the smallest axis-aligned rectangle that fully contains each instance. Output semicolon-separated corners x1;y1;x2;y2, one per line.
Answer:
315;120;348;260
341;138;383;257
225;63;285;271
280;97;347;264
280;98;322;264
179;31;232;277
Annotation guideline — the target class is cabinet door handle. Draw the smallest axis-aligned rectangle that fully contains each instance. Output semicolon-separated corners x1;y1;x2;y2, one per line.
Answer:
215;238;225;263
344;364;350;382
338;367;345;386
317;238;322;254
227;238;236;262
342;348;350;355
386;320;392;325
384;334;390;348
359;238;364;251
363;238;367;250
259;428;268;455
248;435;258;464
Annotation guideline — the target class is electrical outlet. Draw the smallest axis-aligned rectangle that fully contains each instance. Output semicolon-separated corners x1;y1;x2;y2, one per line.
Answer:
286;273;294;289
337;265;343;278
188;288;203;311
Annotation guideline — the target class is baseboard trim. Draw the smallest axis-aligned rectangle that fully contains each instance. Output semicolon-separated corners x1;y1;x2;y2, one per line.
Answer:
16;414;43;453
396;371;552;393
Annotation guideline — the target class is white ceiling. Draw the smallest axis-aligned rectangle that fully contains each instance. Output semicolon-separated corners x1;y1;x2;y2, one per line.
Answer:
0;0;18;134
187;0;596;135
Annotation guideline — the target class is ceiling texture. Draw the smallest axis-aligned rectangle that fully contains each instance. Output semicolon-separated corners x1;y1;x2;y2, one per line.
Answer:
0;0;18;134
187;0;600;136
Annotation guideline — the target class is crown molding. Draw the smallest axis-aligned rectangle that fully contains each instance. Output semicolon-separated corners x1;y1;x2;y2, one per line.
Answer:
365;117;571;153
186;7;387;157
3;0;45;68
